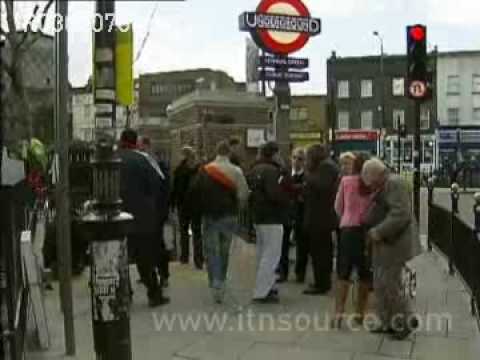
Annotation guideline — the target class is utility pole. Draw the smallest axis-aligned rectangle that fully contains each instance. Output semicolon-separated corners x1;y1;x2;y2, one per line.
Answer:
273;61;291;158
407;24;428;223
82;1;133;359
374;31;386;158
328;52;337;158
260;49;266;97
54;0;75;355
413;100;421;221
397;117;402;173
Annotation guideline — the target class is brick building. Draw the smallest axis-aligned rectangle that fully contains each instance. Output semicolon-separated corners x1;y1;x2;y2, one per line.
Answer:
327;51;436;170
167;89;271;168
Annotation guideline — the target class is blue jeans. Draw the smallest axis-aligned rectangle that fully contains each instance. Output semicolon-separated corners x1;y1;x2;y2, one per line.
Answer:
203;216;238;290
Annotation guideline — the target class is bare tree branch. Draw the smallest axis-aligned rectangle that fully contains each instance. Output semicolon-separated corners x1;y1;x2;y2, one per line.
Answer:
4;0;17;42
20;0;55;51
40;0;54;29
25;4;40;32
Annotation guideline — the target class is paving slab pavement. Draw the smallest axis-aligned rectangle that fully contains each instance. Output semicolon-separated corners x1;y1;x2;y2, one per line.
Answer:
27;235;479;360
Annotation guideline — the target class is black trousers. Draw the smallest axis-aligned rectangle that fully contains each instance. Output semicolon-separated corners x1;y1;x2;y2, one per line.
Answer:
156;222;170;280
308;229;333;291
129;234;161;299
294;225;308;280
279;222;309;280
278;225;292;277
179;209;203;266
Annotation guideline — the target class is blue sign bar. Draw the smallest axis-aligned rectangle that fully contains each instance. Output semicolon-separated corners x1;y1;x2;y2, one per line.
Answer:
260;70;309;82
260;56;309;69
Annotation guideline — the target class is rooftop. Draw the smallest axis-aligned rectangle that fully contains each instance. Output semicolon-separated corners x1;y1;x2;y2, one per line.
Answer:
169;89;270;115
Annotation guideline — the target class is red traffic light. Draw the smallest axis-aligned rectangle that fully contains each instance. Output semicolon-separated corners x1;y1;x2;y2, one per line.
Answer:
410;26;425;42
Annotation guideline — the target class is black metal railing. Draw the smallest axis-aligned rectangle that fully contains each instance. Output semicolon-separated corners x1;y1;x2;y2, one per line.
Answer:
428;194;480;324
0;183;33;360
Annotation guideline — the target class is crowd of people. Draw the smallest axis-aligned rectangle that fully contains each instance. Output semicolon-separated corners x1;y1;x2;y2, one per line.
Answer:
118;128;421;341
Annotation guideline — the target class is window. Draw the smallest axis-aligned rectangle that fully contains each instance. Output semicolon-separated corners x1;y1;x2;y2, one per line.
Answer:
420;105;430;130
361;111;373;129
392;109;405;130
361;79;373;98
473;75;480;93
447;108;460;125
151;83;169;96
447;75;460;94
338;111;350;130
151;83;160;95
84;105;92;122
298;107;308;121
290;107;309;121
473;108;480;122
392;77;405;96
337;80;349;99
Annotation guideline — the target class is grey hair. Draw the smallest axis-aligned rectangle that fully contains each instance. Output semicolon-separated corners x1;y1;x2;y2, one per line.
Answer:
361;158;387;185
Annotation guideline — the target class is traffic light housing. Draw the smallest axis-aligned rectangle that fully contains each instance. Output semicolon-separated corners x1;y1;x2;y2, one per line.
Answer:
407;25;427;83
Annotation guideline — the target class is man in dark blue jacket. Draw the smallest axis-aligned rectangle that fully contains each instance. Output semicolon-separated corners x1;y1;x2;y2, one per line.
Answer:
118;129;169;307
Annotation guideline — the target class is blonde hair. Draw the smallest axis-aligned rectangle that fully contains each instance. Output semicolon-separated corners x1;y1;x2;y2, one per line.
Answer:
339;152;356;162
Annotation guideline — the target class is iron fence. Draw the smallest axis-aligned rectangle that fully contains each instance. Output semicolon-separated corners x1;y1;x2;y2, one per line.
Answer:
428;201;480;324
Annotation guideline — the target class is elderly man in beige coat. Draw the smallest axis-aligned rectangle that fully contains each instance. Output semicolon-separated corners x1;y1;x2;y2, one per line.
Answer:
362;158;422;341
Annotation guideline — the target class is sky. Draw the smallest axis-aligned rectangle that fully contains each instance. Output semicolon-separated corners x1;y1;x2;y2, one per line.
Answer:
7;0;480;94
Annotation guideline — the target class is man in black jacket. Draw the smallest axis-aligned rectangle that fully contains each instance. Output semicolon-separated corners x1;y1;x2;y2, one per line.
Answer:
189;141;249;304
249;142;291;303
118;129;169;307
277;147;307;283
171;146;203;268
303;144;340;295
139;136;170;287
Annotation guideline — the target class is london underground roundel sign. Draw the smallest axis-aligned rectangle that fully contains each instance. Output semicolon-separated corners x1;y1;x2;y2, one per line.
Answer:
239;0;321;55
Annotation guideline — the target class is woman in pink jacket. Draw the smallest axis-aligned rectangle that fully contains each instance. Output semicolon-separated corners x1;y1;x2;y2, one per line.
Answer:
333;153;374;328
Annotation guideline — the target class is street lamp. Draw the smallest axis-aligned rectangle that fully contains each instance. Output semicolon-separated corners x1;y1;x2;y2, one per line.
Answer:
373;31;386;159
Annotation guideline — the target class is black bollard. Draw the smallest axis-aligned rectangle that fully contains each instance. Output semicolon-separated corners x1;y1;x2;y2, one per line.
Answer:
427;176;435;251
449;183;459;276
472;193;480;316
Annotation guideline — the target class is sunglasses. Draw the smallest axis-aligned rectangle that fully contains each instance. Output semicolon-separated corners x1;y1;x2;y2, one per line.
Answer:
293;156;304;160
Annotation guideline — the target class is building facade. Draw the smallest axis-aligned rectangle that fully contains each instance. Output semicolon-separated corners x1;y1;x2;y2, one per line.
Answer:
163;89;271;168
435;51;480;169
436;51;480;126
1;32;55;144
138;69;236;127
327;52;436;170
287;95;329;148
71;83;137;142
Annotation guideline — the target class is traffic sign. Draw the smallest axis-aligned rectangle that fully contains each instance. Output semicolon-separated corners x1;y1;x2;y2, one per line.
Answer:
239;0;321;55
409;80;427;99
259;70;309;82
260;56;309;69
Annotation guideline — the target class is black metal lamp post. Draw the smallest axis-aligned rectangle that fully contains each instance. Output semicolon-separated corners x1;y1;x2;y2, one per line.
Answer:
81;1;133;359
